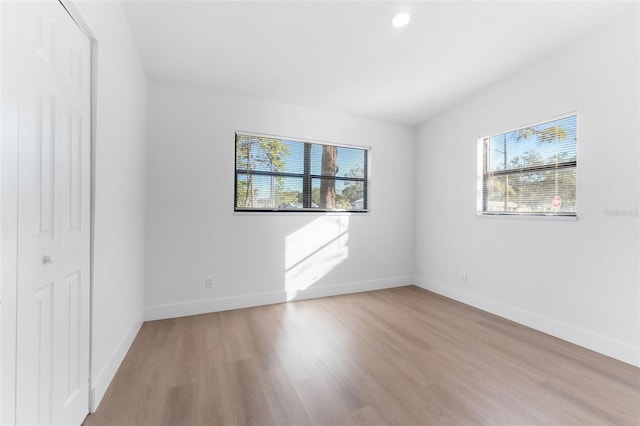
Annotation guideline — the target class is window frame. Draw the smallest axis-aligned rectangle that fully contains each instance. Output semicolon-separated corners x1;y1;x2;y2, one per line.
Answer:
478;112;578;218
234;131;370;213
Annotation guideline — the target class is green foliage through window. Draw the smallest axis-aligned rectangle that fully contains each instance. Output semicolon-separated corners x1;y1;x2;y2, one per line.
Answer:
480;114;577;216
235;132;368;212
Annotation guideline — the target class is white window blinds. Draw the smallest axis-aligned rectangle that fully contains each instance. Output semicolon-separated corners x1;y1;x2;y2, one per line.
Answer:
235;132;368;212
480;114;577;216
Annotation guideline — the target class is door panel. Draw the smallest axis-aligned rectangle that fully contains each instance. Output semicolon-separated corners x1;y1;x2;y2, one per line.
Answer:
65;109;83;232
35;283;54;425
36;88;55;237
16;1;91;425
60;270;82;408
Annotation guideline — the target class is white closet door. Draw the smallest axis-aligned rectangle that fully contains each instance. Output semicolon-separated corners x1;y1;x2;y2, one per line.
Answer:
15;1;91;424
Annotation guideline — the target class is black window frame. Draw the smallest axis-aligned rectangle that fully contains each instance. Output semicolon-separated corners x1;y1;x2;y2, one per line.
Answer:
479;113;578;217
234;132;369;213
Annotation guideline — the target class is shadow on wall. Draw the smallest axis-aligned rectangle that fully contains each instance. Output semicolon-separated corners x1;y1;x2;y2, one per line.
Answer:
285;215;349;301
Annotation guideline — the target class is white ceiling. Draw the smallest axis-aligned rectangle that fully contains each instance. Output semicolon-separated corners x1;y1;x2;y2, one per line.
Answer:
121;0;634;125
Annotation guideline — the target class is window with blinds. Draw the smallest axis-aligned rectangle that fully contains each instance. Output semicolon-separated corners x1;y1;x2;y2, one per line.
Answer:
479;114;577;216
235;132;368;212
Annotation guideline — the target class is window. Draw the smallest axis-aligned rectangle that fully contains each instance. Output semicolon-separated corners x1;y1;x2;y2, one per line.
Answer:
479;114;577;216
235;132;368;212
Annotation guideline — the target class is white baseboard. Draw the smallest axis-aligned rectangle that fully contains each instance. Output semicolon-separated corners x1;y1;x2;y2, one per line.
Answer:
414;276;640;368
144;276;412;321
90;312;144;412
288;276;411;302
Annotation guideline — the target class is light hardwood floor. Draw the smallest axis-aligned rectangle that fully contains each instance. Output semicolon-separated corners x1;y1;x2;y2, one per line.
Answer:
84;286;640;426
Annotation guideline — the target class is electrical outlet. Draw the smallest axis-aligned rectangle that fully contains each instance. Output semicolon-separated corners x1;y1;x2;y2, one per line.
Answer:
205;276;214;288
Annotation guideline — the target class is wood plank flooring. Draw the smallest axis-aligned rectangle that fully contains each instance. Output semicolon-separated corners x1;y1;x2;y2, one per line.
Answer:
83;286;640;425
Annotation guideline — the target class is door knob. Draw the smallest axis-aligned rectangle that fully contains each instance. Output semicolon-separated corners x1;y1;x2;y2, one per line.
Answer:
42;255;54;264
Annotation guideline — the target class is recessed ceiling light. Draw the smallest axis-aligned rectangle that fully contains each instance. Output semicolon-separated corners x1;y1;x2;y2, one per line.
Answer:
391;12;411;28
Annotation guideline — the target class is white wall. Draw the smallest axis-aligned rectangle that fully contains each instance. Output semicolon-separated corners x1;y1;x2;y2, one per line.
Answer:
415;11;639;366
71;0;147;410
144;83;415;320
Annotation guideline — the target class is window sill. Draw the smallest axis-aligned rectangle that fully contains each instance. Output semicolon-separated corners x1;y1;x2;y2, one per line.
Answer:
234;210;370;216
476;213;578;221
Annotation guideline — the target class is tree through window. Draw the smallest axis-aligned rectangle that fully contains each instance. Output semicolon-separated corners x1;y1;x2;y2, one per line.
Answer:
479;114;577;216
235;132;368;212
